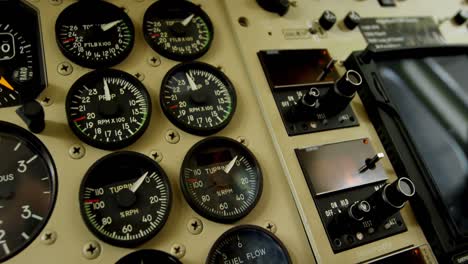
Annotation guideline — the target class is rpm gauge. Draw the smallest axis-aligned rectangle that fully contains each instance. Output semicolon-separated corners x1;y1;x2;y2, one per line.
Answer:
143;0;214;61
55;0;135;68
160;62;237;136
0;121;57;262
181;137;262;223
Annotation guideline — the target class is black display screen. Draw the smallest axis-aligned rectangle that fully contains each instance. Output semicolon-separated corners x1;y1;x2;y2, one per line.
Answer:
196;150;233;166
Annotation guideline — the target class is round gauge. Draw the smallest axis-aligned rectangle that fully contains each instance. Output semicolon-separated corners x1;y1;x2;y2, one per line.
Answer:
181;137;262;223
55;0;135;68
65;69;151;150
116;249;182;264
206;225;292;264
143;0;214;61
0;121;57;262
0;1;46;108
79;151;172;248
161;62;237;136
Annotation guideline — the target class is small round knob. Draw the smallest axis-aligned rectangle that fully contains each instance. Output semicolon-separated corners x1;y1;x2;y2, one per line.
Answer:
301;88;320;109
349;200;371;221
383;177;416;208
453;10;468;25
336;70;362;97
16;101;45;133
319;10;337;30
256;0;290;16
344;11;361;30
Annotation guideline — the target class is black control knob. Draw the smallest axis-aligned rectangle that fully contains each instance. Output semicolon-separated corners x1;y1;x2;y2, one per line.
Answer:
321;70;362;115
16;100;45;133
452;10;468;25
256;0;290;16
344;11;361;30
319;10;337;30
348;200;371;221
289;87;321;120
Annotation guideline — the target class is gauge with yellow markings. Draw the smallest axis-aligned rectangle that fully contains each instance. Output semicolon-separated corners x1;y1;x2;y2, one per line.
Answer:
79;151;172;248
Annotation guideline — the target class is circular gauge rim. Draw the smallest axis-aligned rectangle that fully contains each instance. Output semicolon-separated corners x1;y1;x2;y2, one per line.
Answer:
206;225;292;264
78;151;172;248
0;121;58;263
142;0;214;61
65;69;152;150
160;62;237;136
116;249;182;264
54;0;135;69
180;137;263;223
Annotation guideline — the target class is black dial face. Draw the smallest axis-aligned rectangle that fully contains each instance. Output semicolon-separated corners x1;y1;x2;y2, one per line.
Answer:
0;2;46;108
79;152;172;248
55;0;135;68
66;69;151;150
0;121;57;262
161;62;237;136
143;0;214;61
206;225;291;264
181;137;262;223
116;249;182;264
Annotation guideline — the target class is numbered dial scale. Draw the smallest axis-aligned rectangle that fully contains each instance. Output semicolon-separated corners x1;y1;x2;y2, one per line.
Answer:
0;121;57;262
55;0;135;68
0;1;46;107
161;62;237;136
143;0;214;61
79;152;172;248
65;69;151;150
181;137;262;223
206;225;292;264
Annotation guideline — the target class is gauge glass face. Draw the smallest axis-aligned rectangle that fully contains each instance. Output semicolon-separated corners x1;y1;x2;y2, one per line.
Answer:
55;0;135;68
79;152;172;248
207;225;291;264
181;137;262;223
0;121;57;262
66;69;151;150
161;62;236;136
0;1;46;108
116;249;182;264
143;0;214;61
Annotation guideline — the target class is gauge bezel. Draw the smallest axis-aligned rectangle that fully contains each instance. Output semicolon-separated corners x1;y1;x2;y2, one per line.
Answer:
78;151;172;248
65;68;152;150
142;0;214;61
54;0;135;69
206;225;292;264
0;121;58;262
180;137;263;223
116;249;182;264
160;62;237;136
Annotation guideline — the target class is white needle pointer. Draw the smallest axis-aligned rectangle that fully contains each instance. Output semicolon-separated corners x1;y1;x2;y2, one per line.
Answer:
186;72;198;91
224;156;238;174
103;78;112;101
181;14;195;26
101;20;122;31
130;171;148;193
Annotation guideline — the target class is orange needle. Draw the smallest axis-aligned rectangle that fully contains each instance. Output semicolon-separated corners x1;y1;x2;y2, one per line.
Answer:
0;76;14;91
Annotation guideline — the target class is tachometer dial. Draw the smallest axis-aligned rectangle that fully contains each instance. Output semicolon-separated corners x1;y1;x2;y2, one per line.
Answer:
0;121;57;262
160;62;237;136
79;152;172;248
0;1;46;107
143;0;214;61
55;0;135;68
65;69;151;150
181;137;262;223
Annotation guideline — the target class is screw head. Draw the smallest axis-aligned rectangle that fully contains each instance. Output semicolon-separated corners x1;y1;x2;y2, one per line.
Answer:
265;221;277;234
49;0;63;5
187;218;203;235
57;62;73;76
150;150;163;163
82;241;101;260
40;230;57;245
69;144;85;160
148;56;161;67
165;129;180;144
40;96;53;107
170;243;186;259
134;72;145;82
236;136;249;146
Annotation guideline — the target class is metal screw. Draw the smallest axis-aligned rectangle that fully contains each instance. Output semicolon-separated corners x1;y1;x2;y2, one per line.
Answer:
40;96;53;107
170;243;186;259
49;0;63;5
82;241;101;260
236;136;249;146
187;218;203;235
265;221;277;234
150;150;163;163
40;230;57;245
69;144;85;160
57;62;73;76
289;1;297;7
148;56;161;67
134;72;145;82
165;129;180;144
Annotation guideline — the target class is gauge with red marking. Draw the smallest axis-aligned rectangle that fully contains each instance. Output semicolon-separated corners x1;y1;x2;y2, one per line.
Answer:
55;0;135;68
